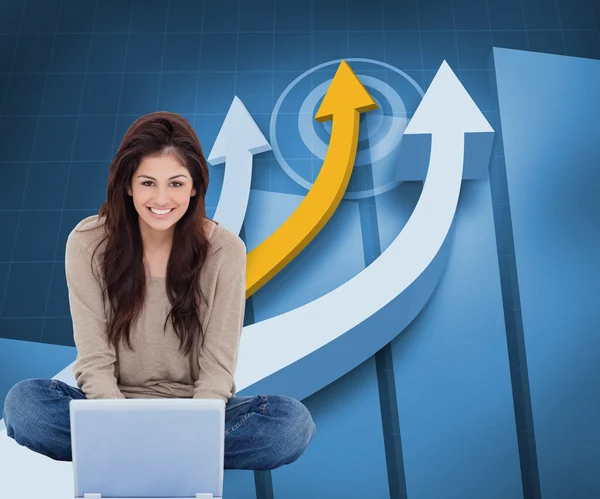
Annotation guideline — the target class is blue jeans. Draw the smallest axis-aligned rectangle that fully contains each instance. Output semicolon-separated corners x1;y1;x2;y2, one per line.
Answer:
2;378;316;471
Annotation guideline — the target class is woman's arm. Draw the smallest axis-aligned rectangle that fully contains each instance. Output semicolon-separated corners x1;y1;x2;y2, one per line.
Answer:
65;232;126;399
193;244;247;403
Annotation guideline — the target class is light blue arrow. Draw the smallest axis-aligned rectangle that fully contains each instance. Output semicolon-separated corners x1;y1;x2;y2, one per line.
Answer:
208;96;271;235
396;60;494;181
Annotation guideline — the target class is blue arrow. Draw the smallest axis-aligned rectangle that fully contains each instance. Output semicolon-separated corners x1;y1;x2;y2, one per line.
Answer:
208;96;271;235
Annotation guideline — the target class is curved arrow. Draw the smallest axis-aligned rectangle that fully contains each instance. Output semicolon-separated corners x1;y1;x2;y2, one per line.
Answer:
245;60;378;297
235;60;494;399
207;96;271;236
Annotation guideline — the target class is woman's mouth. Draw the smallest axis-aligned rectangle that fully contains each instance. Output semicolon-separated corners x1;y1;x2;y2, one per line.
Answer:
147;207;174;218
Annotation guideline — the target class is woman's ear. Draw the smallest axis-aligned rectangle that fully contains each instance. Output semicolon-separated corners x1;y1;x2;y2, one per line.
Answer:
126;185;132;196
191;187;197;197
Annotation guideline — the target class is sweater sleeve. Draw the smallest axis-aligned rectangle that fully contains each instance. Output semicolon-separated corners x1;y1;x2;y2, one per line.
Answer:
65;232;126;400
193;242;247;403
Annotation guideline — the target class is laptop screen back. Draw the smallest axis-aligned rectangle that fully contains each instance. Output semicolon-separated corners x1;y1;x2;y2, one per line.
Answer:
70;398;225;499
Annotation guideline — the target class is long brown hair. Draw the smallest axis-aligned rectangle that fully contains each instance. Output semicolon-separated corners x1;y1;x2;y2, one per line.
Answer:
90;111;210;356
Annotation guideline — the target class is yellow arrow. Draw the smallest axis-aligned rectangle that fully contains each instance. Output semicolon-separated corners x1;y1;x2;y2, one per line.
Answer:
246;60;378;298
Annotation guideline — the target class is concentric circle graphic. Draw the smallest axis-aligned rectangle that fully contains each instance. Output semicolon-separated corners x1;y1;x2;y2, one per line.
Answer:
270;58;425;199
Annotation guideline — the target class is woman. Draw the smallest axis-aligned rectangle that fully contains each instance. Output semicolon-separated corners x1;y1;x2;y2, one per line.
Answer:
2;111;316;470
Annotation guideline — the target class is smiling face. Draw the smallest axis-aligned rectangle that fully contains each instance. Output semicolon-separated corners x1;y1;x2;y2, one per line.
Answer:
126;152;197;236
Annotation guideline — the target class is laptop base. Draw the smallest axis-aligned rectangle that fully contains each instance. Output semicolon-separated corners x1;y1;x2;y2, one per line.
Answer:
82;494;218;499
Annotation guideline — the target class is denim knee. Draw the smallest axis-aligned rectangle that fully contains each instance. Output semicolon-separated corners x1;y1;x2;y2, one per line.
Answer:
279;396;316;463
3;379;45;430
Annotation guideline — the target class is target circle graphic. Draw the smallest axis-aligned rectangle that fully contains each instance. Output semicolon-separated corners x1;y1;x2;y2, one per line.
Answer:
270;58;425;199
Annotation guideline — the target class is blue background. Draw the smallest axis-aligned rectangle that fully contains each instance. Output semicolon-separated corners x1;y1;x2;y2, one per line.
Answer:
1;1;599;498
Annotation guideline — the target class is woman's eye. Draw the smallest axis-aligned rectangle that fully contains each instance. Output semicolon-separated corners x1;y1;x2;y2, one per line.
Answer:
141;181;183;187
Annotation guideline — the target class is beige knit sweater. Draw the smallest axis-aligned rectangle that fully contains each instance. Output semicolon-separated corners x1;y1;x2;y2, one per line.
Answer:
65;214;247;403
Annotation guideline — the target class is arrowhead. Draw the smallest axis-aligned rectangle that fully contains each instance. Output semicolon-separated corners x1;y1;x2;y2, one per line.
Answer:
314;60;378;122
404;61;493;135
208;96;272;165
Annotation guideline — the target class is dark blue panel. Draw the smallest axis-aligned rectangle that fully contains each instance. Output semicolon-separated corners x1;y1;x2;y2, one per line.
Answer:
199;33;238;71
33;117;78;162
57;0;97;33
45;263;70;318
167;0;204;32
49;34;92;73
0;163;28;210
162;33;202;72
495;47;600;499
274;33;312;71
21;0;61;33
41;317;74;346
196;73;235;113
64;162;109;210
202;0;238;32
42;74;85;115
0;35;18;71
130;0;168;32
491;31;530;51
382;0;419;29
119;73;161;115
347;0;384;31
418;0;455;29
384;31;422;71
0;318;44;342
235;72;274;115
0;213;19;261
2;74;46;116
452;0;492;29
420;31;460;71
22;163;69;210
80;74;122;116
13;211;61;261
460;71;498;113
274;0;311;31
564;30;600;59
1;262;53;318
95;0;133;33
348;32;386;61
0;117;38;161
237;33;274;72
487;0;527;29
12;34;54;73
0;264;8;304
522;0;561;29
157;73;198;115
556;0;596;28
456;31;494;70
528;31;566;56
72;116;117;162
87;34;128;73
310;33;348;65
312;0;348;31
0;3;26;34
125;33;165;72
239;0;275;31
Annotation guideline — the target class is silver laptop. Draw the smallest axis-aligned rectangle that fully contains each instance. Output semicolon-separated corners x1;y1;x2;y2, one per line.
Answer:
70;398;225;499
